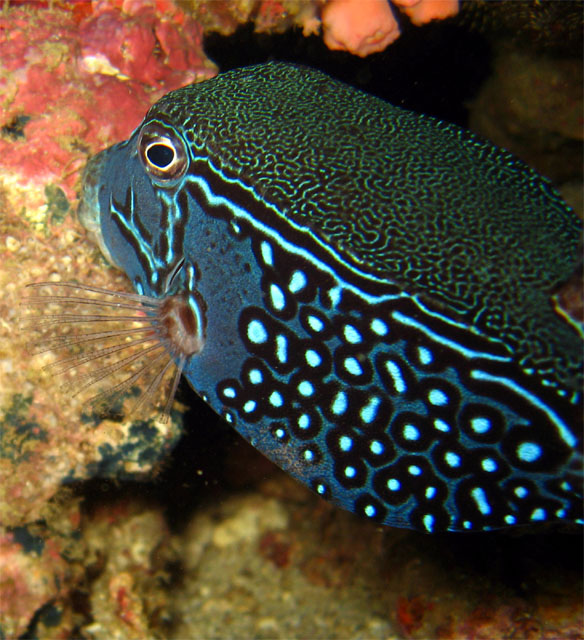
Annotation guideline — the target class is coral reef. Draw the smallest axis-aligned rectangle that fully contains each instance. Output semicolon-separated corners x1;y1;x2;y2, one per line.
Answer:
0;2;214;635
0;1;216;206
322;0;459;56
190;0;460;57
192;0;321;38
0;512;80;639
79;499;176;639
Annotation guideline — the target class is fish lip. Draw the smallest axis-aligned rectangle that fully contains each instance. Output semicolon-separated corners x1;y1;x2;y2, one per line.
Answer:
77;149;120;268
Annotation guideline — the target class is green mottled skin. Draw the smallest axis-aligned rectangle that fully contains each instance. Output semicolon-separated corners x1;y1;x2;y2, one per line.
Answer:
149;64;582;396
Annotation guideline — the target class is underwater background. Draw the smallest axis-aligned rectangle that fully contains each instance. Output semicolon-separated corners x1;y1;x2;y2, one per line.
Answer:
0;1;582;638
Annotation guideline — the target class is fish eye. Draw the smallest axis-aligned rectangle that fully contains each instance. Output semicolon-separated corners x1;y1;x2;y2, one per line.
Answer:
138;123;188;181
146;142;175;169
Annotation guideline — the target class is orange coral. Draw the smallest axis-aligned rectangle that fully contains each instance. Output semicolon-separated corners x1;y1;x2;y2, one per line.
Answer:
393;0;459;26
322;0;459;57
322;0;400;57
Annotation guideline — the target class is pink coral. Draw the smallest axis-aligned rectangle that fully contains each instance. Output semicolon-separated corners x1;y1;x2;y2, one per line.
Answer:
79;1;210;87
322;0;459;57
0;4;216;200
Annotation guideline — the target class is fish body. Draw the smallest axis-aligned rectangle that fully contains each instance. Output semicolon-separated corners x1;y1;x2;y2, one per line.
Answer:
79;62;583;532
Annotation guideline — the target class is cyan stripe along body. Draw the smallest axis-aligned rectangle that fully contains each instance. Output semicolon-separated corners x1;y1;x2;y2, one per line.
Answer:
78;62;582;532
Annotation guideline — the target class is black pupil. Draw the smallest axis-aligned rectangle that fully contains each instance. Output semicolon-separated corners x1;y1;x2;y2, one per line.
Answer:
147;144;175;168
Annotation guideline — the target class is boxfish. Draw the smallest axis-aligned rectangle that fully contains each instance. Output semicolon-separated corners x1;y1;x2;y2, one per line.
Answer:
32;62;583;532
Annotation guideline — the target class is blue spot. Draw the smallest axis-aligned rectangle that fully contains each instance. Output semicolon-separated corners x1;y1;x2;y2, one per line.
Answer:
247;319;268;344
364;504;376;518
481;458;497;472
517;441;541;463
403;424;419;441
274;427;286;439
269;391;283;407
249;368;263;384
428;389;448;406
307;314;324;332
423;514;434;532
223;387;237;399
470;417;490;434
303;449;314;462
243;400;256;413
561;481;572;491
344;357;363;376
425;486;436;499
385;360;406;393
470;369;576;448
276;334;287;363
387;478;400;491
261;241;273;266
288;270;307;293
445;451;461;467
360;396;381;424
463;521;472;530
339;435;352;452
514;486;528;499
531;508;546;521
556;508;566;518
408;465;422;476
316;483;326;495
305;349;322;367
298;414;310;430
504;515;516;525
471;487;491;515
343;324;362;344
433;419;450;433
370;318;388;336
369;440;383;455
331;391;347;416
270;284;286;311
298;380;314;397
328;286;341;307
344;466;356;478
417;346;433;365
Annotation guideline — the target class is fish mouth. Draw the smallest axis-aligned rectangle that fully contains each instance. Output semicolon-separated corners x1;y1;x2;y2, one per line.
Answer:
77;148;119;268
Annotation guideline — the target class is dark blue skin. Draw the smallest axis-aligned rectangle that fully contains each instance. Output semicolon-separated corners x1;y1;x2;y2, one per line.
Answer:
78;62;583;533
80;130;273;389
